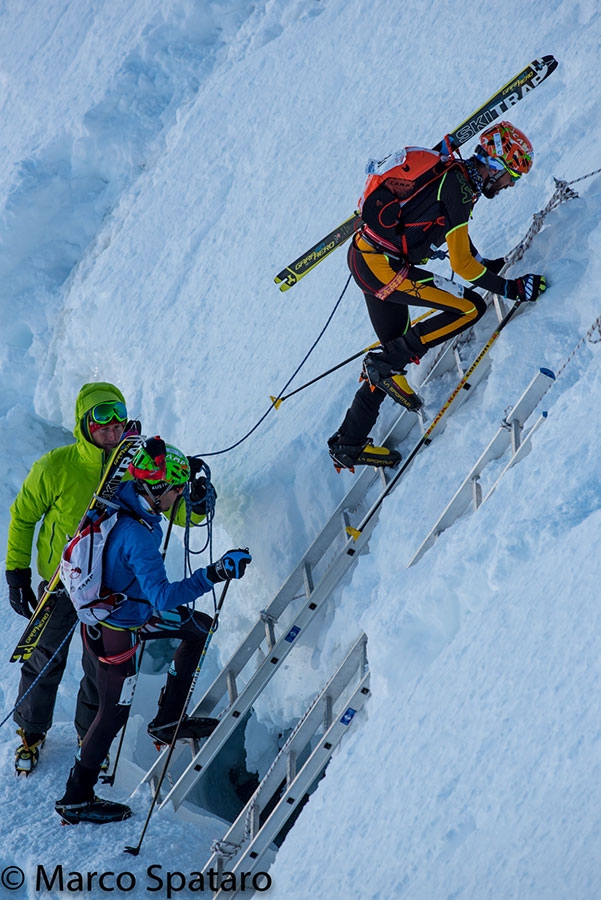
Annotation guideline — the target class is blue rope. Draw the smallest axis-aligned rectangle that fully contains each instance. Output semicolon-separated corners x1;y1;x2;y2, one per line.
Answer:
0;621;78;730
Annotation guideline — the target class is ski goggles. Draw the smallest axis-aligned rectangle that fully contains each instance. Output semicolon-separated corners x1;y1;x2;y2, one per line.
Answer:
487;156;522;180
88;401;128;426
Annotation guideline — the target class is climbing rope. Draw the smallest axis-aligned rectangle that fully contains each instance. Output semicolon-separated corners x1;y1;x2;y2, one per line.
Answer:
506;163;601;267
199;274;352;457
555;313;601;380
504;165;601;379
0;621;78;730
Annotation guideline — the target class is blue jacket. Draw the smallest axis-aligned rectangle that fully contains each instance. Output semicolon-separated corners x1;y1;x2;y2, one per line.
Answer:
102;481;214;629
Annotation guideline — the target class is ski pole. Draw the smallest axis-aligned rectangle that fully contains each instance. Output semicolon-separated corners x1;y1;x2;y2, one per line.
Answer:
269;310;436;408
270;341;381;408
102;501;180;786
345;299;523;548
124;579;231;856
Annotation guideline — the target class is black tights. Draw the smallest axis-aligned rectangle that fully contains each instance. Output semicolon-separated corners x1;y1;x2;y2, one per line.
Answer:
79;606;211;773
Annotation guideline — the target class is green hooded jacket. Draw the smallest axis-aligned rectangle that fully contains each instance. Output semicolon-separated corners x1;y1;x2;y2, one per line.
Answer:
6;382;127;582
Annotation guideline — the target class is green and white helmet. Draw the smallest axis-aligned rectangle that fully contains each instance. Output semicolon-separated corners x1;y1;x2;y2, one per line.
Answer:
129;440;190;499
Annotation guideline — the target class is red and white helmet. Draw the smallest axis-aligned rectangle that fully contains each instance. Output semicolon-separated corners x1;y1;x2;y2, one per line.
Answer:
477;121;533;177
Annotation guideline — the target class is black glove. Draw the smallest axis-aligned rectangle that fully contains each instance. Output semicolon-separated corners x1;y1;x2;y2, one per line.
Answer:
507;274;547;302
187;456;217;516
6;568;38;619
483;256;506;275
190;476;217;516
206;549;252;584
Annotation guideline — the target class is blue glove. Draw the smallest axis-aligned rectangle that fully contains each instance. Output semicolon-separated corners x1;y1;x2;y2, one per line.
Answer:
206;549;252;584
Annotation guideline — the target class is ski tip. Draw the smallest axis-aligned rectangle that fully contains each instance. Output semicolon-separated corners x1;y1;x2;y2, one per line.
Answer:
270;395;283;410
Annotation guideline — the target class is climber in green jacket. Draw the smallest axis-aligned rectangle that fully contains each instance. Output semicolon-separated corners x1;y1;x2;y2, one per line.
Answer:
6;382;133;776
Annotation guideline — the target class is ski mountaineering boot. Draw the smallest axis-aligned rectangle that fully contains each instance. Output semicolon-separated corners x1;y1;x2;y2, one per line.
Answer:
361;352;423;412
361;329;426;412
147;674;219;747
327;433;401;473
14;728;46;776
55;759;132;825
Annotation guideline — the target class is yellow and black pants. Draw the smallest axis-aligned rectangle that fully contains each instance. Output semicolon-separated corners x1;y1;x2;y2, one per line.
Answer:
336;237;487;444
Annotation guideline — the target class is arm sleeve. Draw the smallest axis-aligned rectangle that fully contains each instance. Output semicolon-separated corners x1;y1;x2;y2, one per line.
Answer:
6;458;56;571
122;522;213;612
441;171;510;296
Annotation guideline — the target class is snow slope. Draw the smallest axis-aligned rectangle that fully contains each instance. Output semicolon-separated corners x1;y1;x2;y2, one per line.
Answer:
1;0;601;897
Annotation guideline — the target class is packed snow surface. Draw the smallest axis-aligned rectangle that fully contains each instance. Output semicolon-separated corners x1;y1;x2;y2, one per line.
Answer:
1;1;601;897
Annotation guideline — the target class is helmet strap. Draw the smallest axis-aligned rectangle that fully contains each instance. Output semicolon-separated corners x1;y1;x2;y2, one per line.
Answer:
139;481;163;512
481;162;508;198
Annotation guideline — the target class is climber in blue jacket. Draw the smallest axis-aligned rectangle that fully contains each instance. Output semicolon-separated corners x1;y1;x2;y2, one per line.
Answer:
55;438;252;825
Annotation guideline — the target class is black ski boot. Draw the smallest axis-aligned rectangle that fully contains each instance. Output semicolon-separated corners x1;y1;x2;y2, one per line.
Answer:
147;716;219;746
147;676;218;747
55;760;132;825
15;728;46;777
327;434;401;473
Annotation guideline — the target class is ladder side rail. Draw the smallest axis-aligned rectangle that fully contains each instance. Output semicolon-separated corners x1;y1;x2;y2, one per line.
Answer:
205;636;368;856
212;672;371;899
482;412;549;504
408;367;556;567
160;524;378;810
408;368;555;566
409;424;514;567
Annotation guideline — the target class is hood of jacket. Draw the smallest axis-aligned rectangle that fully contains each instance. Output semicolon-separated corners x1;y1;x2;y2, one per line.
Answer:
73;381;127;461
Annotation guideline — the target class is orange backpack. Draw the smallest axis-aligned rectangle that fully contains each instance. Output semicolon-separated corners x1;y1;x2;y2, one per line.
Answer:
358;146;457;212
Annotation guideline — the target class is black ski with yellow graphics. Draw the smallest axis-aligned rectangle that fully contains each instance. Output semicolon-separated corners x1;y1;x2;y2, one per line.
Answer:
9;433;144;663
273;212;363;292
274;54;558;292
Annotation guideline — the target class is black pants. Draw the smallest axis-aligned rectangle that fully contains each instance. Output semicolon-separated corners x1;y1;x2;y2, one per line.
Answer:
78;606;211;773
337;241;487;444
13;586;98;738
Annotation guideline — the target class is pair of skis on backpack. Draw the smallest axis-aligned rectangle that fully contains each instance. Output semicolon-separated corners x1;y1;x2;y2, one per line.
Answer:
9;434;145;665
274;54;557;292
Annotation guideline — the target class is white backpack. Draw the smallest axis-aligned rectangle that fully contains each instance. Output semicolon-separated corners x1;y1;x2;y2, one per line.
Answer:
60;509;127;625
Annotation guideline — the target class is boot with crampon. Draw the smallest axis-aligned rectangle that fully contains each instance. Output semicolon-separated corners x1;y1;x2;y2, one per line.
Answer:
55;760;132;825
147;675;218;747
